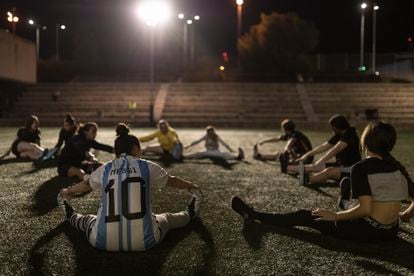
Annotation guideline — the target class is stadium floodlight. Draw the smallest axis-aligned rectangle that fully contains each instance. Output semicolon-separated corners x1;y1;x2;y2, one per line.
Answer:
374;5;379;10
360;3;368;9
219;65;225;71
186;19;193;25
60;24;66;30
137;0;172;27
194;15;200;21
178;13;185;19
28;19;35;25
236;0;244;6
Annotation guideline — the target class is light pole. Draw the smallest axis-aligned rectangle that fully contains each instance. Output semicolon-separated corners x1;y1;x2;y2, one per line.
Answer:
56;24;66;62
7;10;19;34
372;4;379;75
190;15;200;70
236;0;244;38
359;2;368;71
137;0;171;125
28;19;46;60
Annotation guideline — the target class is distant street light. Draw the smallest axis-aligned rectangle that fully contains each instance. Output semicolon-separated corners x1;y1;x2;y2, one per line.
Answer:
7;10;19;33
359;2;368;71
28;19;46;60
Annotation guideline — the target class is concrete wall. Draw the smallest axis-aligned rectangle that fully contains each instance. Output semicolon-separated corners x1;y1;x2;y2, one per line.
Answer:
0;29;36;83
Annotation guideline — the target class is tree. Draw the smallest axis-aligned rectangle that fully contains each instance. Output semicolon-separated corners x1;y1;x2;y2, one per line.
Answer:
238;12;319;77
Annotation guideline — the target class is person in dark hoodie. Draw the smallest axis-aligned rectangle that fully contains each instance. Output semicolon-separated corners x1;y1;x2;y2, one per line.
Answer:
57;122;113;179
286;115;361;186
49;113;78;157
3;115;51;161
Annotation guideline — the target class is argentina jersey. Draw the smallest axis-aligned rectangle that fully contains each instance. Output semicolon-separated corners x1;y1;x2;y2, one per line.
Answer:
87;154;169;251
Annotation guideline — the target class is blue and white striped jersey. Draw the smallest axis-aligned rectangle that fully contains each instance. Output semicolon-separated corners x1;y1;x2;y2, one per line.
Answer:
87;154;169;251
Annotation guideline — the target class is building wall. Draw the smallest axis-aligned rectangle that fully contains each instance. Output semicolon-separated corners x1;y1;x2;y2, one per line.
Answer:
0;29;36;83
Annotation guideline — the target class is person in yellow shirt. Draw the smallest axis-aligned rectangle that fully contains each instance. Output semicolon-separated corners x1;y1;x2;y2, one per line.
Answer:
139;120;183;160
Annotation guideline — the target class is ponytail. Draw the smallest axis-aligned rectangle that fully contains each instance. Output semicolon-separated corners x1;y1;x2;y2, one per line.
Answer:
114;123;140;157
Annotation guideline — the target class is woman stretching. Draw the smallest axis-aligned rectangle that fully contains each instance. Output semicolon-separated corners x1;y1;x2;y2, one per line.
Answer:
139;120;183;161
4;115;50;160
57;122;113;180
49;113;78;157
57;123;202;251
184;126;244;160
232;122;414;242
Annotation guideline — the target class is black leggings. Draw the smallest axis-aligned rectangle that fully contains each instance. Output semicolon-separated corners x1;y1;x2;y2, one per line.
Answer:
252;210;399;242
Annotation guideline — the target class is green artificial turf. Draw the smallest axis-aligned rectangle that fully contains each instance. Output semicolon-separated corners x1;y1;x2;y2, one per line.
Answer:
0;127;413;275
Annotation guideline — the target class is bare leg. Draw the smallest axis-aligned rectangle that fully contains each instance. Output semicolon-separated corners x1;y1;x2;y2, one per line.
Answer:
254;145;280;161
185;151;210;159
156;212;190;242
142;145;164;155
67;166;86;180
17;142;44;160
309;167;341;184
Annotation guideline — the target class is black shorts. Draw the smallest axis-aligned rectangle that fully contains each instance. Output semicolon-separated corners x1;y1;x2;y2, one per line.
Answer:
58;162;102;177
11;139;20;158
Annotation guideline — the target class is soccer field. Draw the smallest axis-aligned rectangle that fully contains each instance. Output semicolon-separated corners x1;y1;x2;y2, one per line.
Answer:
0;127;413;275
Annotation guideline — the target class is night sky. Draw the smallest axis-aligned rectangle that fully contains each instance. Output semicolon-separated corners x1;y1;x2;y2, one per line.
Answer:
1;0;413;61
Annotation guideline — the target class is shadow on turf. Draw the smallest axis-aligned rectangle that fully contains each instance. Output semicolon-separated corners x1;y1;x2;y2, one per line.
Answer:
31;176;74;216
29;218;216;275
0;157;32;165
184;157;248;170
24;159;59;175
241;221;414;274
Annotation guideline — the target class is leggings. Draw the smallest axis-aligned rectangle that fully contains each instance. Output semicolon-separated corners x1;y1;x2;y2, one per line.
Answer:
251;209;399;242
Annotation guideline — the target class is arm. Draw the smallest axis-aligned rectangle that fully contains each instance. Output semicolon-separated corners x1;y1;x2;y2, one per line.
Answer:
400;198;414;221
218;136;234;152
166;175;199;191
312;196;372;221
59;180;93;199
54;129;65;150
139;131;158;143
90;140;114;153
315;141;348;165
284;138;296;152
185;135;206;149
299;142;333;161
258;137;280;145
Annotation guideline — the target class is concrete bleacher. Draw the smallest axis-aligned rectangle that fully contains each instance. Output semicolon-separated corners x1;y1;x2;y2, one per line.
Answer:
3;82;158;126
2;82;414;128
162;83;305;127
305;83;414;124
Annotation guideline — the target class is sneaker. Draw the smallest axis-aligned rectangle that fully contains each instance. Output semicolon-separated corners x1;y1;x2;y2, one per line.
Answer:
279;152;289;173
57;194;74;220
298;161;309;186
253;145;261;160
237;148;245;161
42;147;57;161
231;196;255;221
38;148;49;160
186;192;202;220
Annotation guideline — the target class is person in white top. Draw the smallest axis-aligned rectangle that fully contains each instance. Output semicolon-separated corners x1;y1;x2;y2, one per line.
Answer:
57;123;202;251
184;126;245;161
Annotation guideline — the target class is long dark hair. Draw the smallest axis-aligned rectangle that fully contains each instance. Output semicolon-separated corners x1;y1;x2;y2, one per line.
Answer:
115;123;141;157
361;122;414;197
329;114;350;130
25;115;40;134
78;122;97;136
206;125;218;141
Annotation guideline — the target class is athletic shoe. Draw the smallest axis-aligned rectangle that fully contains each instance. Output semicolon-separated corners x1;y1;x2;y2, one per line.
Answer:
42;147;57;161
253;145;261;160
57;194;74;220
298;161;309;186
279;152;289;173
186;192;202;220
231;196;255;221
237;147;245;161
38;148;49;160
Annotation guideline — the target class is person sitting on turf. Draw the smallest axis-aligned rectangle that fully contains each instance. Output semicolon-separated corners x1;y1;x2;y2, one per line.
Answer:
139;120;183;161
57;123;202;251
3;115;52;161
49;113;78;157
287;115;361;186
184;125;245;161
57;122;113;180
253;119;313;169
231;121;414;242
